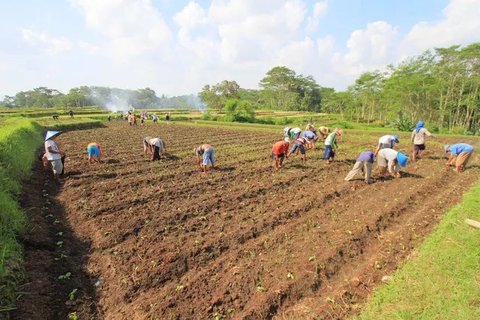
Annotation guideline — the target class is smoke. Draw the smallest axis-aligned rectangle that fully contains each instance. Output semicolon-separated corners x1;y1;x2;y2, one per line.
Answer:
88;88;134;113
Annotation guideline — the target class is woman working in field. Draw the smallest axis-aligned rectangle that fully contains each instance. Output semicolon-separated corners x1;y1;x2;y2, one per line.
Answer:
87;142;102;163
144;136;166;161
444;143;474;173
194;144;216;173
272;138;290;170
44;131;65;182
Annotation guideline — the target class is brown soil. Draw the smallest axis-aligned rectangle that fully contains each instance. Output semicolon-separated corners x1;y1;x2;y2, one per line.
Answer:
14;121;480;320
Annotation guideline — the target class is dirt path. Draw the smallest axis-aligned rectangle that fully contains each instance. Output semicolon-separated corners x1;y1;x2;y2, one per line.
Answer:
13;155;99;320
15;122;480;319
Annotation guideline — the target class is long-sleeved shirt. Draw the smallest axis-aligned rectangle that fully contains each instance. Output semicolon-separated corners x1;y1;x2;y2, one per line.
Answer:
411;128;433;145
325;132;337;148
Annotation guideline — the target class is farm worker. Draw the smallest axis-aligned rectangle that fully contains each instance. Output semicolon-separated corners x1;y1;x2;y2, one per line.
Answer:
289;127;302;140
144;136;166;161
272;138;290;170
318;127;330;140
444;143;474;173
324;128;343;163
303;130;318;150
152;114;159;123
86;142;102;163
44;131;64;181
374;134;399;156
377;148;408;178
166;112;171;124
283;127;292;138
195;144;215;173
287;137;307;163
411;121;435;161
305;123;315;132
344;150;375;183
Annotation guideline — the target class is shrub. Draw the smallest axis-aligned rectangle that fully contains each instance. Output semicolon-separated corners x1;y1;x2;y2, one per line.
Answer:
223;99;255;123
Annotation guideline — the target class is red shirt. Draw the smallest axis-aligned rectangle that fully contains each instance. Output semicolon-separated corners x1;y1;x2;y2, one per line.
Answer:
272;141;289;155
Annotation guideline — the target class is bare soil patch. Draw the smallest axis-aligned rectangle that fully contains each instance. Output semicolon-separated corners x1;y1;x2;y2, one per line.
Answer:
15;122;480;319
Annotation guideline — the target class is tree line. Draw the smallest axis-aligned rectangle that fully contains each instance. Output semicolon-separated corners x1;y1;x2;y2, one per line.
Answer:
199;42;480;133
0;86;202;110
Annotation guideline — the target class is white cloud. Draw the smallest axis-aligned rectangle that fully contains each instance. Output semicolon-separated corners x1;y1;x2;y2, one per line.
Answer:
174;1;207;30
400;0;480;58
77;40;100;55
21;29;73;55
70;0;172;62
344;21;398;71
306;1;328;33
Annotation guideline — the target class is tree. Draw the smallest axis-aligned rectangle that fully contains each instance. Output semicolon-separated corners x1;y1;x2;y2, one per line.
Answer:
135;87;159;108
199;80;240;111
259;66;322;111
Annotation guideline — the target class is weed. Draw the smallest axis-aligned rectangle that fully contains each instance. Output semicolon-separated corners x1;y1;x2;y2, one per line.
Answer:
256;284;267;292
175;284;184;291
68;312;78;320
58;272;72;280
68;288;78;301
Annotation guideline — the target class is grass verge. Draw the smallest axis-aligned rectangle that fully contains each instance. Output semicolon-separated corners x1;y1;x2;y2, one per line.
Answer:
356;181;480;320
0;118;43;312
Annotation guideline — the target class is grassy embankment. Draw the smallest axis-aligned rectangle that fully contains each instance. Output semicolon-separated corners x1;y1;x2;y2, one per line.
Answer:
0;113;106;313
0;118;43;312
356;182;480;320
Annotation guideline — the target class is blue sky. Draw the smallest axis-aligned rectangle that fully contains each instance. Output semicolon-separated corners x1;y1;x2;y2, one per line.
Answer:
0;0;478;98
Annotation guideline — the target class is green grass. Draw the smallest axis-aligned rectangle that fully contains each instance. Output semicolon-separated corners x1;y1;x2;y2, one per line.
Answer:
356;182;480;320
35;116;104;130
0;118;43;311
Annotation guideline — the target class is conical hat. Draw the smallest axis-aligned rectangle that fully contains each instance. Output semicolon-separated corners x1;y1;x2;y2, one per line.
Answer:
45;130;61;141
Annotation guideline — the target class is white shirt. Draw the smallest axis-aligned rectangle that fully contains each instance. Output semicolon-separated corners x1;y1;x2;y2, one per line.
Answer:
291;127;301;133
44;140;61;160
378;148;398;161
379;135;396;145
149;138;165;150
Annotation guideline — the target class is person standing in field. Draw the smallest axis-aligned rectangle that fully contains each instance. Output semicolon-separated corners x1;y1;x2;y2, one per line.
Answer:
287;137;307;164
166;112;171;125
144;136;166;161
272;138;290;170
374;134;399;156
44;131;64;182
152;114;159;123
376;148;408;178
411;121;435;161
444;143;474;173
195;144;215;173
344;150;375;183
324;128;343;163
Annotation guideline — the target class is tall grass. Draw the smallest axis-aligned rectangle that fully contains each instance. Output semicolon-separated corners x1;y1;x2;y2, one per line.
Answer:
356;182;480;320
0;118;43;311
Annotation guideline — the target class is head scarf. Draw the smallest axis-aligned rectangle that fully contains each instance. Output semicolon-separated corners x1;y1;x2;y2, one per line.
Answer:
415;121;424;133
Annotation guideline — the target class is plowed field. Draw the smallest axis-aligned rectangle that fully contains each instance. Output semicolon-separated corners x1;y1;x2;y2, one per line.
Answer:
15;121;480;320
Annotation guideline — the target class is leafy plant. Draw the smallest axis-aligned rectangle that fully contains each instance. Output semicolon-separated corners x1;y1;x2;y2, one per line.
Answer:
68;288;78;301
58;272;72;280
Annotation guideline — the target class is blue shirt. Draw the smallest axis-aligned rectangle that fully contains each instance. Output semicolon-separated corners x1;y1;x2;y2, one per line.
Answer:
450;143;474;155
303;130;317;139
357;151;375;163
